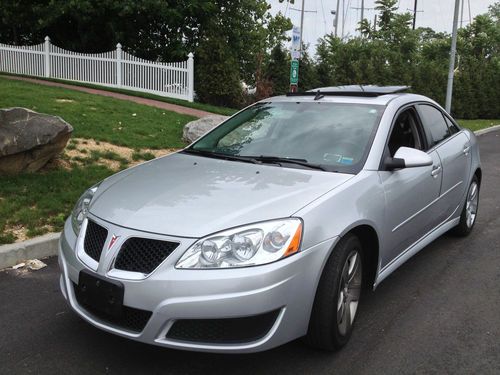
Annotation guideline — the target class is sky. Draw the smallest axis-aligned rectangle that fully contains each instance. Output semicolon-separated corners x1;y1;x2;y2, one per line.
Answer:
267;0;496;54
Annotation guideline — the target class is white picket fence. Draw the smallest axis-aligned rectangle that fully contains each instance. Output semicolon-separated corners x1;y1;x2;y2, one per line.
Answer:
0;36;194;102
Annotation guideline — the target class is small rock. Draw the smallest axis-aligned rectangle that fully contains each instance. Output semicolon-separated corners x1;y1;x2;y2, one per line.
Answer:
182;115;229;143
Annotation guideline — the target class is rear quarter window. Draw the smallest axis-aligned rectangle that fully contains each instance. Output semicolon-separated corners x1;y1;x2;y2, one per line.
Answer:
444;116;460;134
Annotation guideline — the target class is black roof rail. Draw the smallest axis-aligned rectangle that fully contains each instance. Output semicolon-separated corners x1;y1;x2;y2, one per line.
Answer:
286;85;410;97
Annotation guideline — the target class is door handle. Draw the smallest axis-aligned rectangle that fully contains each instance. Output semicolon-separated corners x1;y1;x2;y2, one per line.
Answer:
463;145;470;155
431;165;442;178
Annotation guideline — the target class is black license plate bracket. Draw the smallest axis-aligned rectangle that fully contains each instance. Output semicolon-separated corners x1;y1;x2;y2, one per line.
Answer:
78;270;124;318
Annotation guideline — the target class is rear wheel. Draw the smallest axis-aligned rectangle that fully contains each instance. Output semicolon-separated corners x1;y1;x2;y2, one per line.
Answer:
305;234;363;350
452;176;479;236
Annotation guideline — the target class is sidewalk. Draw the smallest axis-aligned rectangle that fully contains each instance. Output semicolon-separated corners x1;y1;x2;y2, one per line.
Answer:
1;75;215;118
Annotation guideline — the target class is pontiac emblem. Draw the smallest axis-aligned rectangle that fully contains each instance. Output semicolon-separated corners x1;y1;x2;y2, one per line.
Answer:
108;235;120;250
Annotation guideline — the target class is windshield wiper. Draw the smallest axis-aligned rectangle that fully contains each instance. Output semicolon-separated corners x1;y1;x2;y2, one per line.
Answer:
182;148;258;164
183;149;328;171
248;155;329;171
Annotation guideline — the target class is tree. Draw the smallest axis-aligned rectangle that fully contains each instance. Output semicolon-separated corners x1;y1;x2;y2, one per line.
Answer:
314;1;499;118
0;0;49;45
265;44;289;95
296;47;319;91
195;27;244;108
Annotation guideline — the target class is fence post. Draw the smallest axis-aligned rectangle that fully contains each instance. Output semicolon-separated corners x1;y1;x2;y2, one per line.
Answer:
44;36;50;78
187;52;194;102
116;43;122;87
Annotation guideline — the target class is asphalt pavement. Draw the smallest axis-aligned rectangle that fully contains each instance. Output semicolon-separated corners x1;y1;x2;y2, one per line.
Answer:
1;130;499;375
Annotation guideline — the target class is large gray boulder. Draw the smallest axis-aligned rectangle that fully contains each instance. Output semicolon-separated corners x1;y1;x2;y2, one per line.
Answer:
183;115;229;143
0;108;73;174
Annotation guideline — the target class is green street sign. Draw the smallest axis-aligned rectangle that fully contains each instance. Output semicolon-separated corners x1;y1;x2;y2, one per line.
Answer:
290;59;299;85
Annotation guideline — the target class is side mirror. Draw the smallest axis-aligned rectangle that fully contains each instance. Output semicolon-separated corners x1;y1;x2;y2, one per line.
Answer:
384;147;433;171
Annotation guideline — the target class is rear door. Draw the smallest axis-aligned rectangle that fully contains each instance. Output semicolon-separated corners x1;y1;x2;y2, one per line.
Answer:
416;104;471;221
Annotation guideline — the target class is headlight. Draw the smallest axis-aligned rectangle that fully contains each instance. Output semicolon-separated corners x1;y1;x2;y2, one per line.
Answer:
176;218;303;269
71;183;100;234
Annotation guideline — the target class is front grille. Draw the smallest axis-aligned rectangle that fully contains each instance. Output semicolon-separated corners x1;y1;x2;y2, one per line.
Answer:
114;237;179;274
84;220;108;262
166;310;280;344
73;283;152;332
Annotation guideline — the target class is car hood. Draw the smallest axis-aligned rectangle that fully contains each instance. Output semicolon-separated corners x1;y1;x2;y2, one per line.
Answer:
90;153;352;238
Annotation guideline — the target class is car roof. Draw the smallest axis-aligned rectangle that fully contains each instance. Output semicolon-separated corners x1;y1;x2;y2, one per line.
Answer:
263;85;433;106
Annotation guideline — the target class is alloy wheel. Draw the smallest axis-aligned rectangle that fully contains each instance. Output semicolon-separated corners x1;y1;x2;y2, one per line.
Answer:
336;250;362;336
466;181;479;228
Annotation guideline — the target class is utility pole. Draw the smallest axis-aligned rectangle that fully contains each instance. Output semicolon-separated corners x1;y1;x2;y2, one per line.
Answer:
360;0;365;25
350;0;369;36
460;0;464;28
334;0;340;37
445;0;461;113
467;0;472;24
412;0;418;30
299;0;305;56
341;0;346;39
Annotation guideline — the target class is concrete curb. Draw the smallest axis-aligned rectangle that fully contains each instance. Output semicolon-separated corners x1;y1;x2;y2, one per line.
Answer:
0;233;60;270
474;124;500;136
1;125;499;270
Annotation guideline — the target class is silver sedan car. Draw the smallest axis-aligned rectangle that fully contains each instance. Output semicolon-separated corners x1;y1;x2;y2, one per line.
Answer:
59;86;481;353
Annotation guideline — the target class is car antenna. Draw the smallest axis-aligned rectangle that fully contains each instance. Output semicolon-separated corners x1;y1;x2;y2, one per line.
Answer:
314;90;324;100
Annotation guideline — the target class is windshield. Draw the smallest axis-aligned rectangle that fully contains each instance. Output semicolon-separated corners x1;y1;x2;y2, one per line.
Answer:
188;101;384;173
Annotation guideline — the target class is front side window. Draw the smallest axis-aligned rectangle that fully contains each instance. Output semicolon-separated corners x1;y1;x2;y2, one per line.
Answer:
188;102;384;173
387;108;423;157
418;104;451;146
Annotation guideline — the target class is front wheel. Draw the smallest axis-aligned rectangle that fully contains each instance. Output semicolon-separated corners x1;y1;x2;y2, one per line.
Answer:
305;234;363;350
451;176;479;237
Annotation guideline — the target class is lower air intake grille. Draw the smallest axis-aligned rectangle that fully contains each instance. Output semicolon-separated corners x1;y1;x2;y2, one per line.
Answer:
83;220;108;262
114;237;179;274
73;283;152;332
166;310;280;344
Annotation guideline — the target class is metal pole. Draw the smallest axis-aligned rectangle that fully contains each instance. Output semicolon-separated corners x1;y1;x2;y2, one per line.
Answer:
460;0;464;28
341;0;346;39
299;0;305;57
290;0;305;92
412;0;418;30
445;0;461;114
360;0;364;24
334;0;340;37
467;0;472;25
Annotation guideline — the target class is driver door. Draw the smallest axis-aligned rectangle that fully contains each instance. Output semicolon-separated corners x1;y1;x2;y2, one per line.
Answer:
378;107;443;269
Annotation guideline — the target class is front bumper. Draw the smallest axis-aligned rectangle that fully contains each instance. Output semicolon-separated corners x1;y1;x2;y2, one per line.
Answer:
59;216;337;353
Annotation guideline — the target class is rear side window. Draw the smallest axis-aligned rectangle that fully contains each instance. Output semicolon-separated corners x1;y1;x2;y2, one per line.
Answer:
417;104;451;146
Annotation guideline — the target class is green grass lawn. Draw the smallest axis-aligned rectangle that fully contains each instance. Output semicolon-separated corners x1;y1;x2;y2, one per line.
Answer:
0;77;195;149
457;119;500;132
1;73;238;116
0;165;113;244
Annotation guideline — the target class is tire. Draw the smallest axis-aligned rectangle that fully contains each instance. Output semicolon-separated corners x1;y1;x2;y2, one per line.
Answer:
451;175;480;237
305;233;363;351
